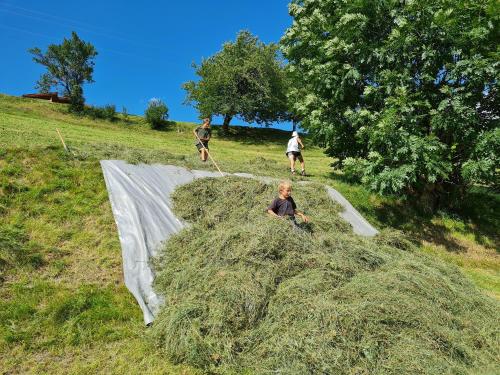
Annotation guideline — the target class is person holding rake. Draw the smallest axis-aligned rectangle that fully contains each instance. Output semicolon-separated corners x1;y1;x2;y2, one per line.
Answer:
193;118;212;162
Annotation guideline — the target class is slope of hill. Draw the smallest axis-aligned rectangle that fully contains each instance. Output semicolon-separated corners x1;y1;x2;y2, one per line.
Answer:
0;94;498;373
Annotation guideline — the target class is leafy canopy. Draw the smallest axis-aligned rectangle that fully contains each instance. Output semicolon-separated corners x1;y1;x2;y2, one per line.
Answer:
183;30;289;128
29;31;98;111
282;0;499;201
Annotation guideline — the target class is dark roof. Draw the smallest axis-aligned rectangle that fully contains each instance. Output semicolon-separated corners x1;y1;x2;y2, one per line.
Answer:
22;92;71;104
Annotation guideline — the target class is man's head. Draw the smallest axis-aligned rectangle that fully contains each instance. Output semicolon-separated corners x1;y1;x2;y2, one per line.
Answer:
278;181;292;198
202;118;211;127
292;131;298;138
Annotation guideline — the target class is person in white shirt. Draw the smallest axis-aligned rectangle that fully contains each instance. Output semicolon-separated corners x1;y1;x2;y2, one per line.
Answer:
286;131;306;175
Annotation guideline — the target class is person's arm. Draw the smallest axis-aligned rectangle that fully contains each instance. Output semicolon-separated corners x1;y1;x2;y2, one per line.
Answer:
205;129;211;141
267;199;282;218
298;137;305;149
267;209;280;218
294;209;309;223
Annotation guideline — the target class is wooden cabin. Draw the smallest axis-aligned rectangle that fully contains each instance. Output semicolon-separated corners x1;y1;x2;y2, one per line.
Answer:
22;92;71;104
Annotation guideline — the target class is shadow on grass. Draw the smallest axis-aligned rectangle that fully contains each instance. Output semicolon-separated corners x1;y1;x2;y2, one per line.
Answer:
148;120;183;132
326;172;499;253
213;125;291;146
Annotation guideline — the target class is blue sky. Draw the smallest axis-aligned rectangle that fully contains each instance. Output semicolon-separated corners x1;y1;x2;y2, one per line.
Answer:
0;0;294;129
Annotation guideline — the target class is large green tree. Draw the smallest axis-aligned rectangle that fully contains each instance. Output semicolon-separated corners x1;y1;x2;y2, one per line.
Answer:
29;31;98;111
183;30;289;130
282;0;499;206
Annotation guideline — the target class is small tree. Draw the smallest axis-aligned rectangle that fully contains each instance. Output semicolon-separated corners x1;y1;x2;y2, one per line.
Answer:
183;30;289;130
122;106;129;122
145;99;169;129
29;31;97;111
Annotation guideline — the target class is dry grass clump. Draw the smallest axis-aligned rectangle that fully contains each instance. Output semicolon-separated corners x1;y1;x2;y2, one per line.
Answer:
151;177;499;374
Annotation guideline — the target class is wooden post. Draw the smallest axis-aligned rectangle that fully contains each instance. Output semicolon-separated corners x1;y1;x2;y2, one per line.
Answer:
56;128;69;152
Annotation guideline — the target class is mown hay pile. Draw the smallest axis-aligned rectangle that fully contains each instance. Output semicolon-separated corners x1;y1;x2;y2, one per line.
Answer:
152;177;499;374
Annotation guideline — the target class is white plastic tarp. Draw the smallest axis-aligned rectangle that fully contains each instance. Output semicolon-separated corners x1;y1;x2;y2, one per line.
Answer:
100;160;378;324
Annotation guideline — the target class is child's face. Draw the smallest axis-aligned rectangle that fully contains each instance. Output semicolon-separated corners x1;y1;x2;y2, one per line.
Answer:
280;187;292;198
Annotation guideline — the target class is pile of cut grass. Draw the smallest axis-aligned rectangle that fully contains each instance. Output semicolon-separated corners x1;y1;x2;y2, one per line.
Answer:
152;177;499;374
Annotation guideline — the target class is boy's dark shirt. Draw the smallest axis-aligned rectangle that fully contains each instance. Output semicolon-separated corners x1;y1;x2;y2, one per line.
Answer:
268;196;296;217
195;127;211;143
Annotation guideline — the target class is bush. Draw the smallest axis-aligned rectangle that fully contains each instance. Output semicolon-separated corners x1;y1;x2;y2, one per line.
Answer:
122;106;129;121
151;177;500;374
145;99;168;129
84;104;117;121
102;104;116;121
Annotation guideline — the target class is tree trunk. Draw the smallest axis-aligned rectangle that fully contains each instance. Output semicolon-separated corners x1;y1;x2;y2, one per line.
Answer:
222;114;233;131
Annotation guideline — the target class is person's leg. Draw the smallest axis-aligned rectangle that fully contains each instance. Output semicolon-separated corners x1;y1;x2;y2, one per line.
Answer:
288;153;296;173
202;148;208;161
298;154;305;175
196;144;203;160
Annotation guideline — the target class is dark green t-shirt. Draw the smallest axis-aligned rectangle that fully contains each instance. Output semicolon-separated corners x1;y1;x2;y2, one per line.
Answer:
195;126;211;143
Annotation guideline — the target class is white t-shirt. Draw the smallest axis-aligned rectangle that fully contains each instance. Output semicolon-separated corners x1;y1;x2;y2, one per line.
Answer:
287;137;300;153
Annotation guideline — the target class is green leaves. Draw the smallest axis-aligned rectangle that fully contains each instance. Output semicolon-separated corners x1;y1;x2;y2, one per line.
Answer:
183;30;289;128
283;0;499;203
462;128;500;188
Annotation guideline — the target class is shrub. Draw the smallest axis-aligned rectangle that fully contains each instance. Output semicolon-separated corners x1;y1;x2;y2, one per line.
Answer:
102;104;116;121
152;177;500;374
145;99;169;129
122;106;129;121
84;104;117;121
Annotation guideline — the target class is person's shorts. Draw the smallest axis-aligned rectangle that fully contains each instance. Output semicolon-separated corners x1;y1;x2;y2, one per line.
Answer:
196;141;209;151
286;151;302;159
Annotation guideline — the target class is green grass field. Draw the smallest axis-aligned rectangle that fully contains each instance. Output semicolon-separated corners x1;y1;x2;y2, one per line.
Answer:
1;93;498;373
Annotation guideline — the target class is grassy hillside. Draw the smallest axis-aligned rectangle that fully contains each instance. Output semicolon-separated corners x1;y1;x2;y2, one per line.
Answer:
0;93;498;373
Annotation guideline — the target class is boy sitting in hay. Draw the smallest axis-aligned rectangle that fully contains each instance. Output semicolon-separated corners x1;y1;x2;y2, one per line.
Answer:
267;181;309;226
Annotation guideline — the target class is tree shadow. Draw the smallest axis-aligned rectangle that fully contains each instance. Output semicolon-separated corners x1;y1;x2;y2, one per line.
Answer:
213;124;291;146
326;173;499;253
373;204;468;252
151;120;181;132
454;187;500;250
382;201;498;253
